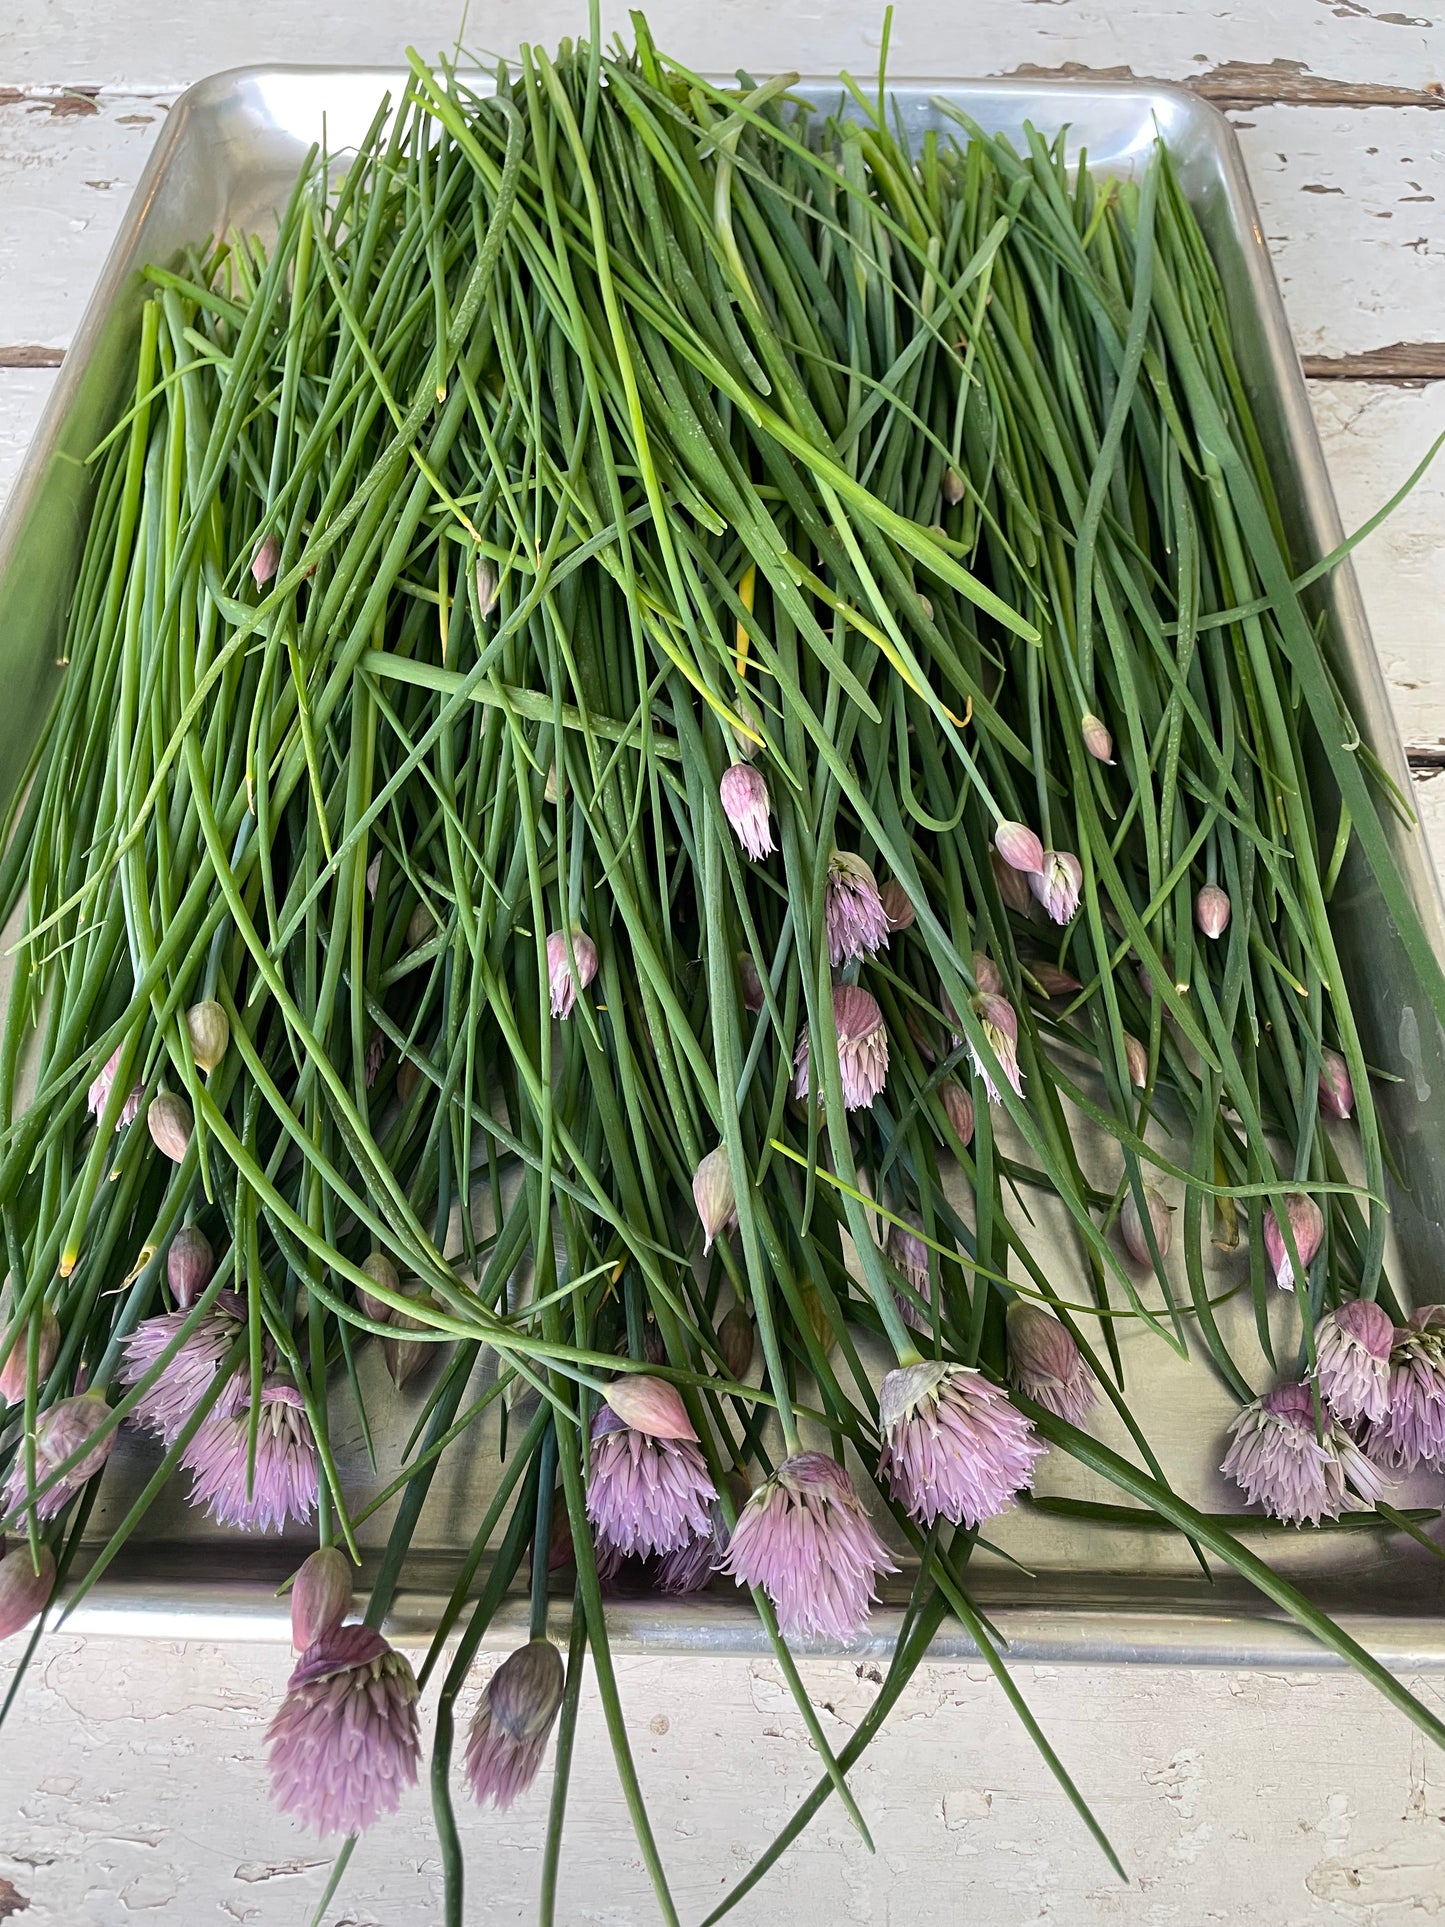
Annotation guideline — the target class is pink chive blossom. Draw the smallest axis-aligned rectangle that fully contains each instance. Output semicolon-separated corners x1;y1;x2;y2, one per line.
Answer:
719;763;774;861
2;1395;114;1525
967;992;1024;1105
1263;1194;1325;1292
1029;850;1082;925
545;929;598;1020
994;820;1045;876
824;851;890;967
1366;1310;1445;1471
585;1381;716;1559
182;1381;318;1532
656;1502;729;1594
792;984;889;1112
880;880;915;931
724;1452;897;1642
1222;1380;1387;1526
0;1542;55;1641
879;1362;1045;1529
1006;1302;1098;1424
266;1622;420;1836
1195;884;1232;940
1315;1299;1394;1427
887;1214;933;1333
465;1638;565;1810
119;1292;247;1445
1318;1049;1354;1121
1081;713;1114;763
86;1047;142;1131
1121;1183;1172;1264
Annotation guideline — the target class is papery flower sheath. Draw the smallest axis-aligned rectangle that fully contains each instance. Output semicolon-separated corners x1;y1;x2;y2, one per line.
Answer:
267;1622;420;1835
880;879;915;931
2;1394;114;1524
724;1452;896;1641
793;984;889;1111
1222;1380;1387;1526
692;1146;738;1254
994;820;1045;876
1318;1049;1354;1121
824;850;890;966
1315;1299;1394;1427
1263;1194;1325;1292
1006;1302;1098;1424
465;1638;565;1811
940;1079;975;1149
585;1379;716;1559
879;1362;1045;1528
0;1309;59;1405
119;1293;246;1445
546;929;599;1020
183;1381;318;1532
1195;884;1232;939
1121;1184;1171;1264
719;763;774;860
289;1547;353;1650
1081;713;1114;762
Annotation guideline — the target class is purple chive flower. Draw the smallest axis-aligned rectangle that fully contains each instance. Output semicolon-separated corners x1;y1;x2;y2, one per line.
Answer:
824;851;890;967
994;820;1045;876
880;880;915;931
465;1639;565;1811
1222;1380;1387;1526
1081;713;1114;763
1006;1302;1098;1424
719;763;774;861
1315;1300;1394;1427
0;1542;55;1640
266;1622;420;1836
546;929;599;1020
792;984;889;1112
1029;850;1082;926
967;992;1024;1105
887;1214;933;1333
724;1452;897;1642
86;1046;142;1131
585;1378;716;1559
879;1362;1045;1529
1263;1194;1325;1293
2;1394;114;1524
1318;1049;1354;1121
656;1502;730;1595
1367;1310;1445;1471
183;1381;318;1532
119;1292;247;1445
1195;884;1232;940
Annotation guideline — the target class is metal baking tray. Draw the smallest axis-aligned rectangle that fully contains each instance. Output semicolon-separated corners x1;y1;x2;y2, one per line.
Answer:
3;67;1444;1664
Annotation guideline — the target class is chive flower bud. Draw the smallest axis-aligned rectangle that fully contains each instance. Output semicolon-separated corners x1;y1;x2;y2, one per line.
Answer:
879;1361;1045;1528
969;992;1024;1105
357;1251;400;1324
382;1294;434;1391
972;951;1003;996
396;1057;421;1104
475;557;500;620
880;879;915;930
0;1542;55;1640
1318;1049;1354;1121
737;951;765;1014
267;1622;420;1836
1123;1032;1149;1089
166;1225;215;1309
692;1147;738;1254
1195;884;1232;940
1121;1184;1171;1264
1315;1299;1394;1426
718;763;774;861
940;1079;975;1149
723;1452;897;1641
717;1303;755;1382
1031;962;1082;998
405;902;434;950
147;1092;193;1163
992;849;1036;916
1221;1380;1386;1525
602;1376;695;1440
2;1394;114;1522
365;851;381;900
0;1309;59;1405
546;929;599;1020
290;1546;353;1651
185;999;230;1074
1029;850;1082;925
994;820;1045;876
544;762;559;803
824;850;890;966
792;984;889;1111
1006;1301;1098;1423
1081;713;1114;763
942;465;965;506
364;1027;384;1088
1263;1194;1324;1292
587;1383;716;1559
465;1639;564;1810
86;1046;142;1131
251;532;280;586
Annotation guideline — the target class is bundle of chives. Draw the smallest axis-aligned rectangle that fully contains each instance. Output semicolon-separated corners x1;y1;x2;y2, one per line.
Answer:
2;19;1444;1921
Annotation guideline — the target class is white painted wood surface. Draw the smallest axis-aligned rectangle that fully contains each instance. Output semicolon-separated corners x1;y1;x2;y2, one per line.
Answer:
4;4;1445;1923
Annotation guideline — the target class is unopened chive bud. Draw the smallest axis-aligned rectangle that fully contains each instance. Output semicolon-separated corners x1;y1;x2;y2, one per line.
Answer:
545;929;599;1020
737;951;765;1014
185;1000;230;1074
1263;1194;1325;1293
994;820;1045;876
1081;713;1114;763
942;466;965;506
251;532;280;587
382;1295;433;1391
167;1226;214;1309
289;1546;353;1650
1121;1185;1172;1265
972;951;1003;996
1123;1033;1149;1090
487;1637;565;1744
603;1375;697;1441
1031;962;1082;998
692;1147;738;1255
358;1251;400;1324
717;1303;755;1382
880;879;915;930
475;557;500;620
405;902;434;950
916;593;934;622
1318;1048;1354;1121
727;699;762;764
0;1309;59;1405
941;1079;975;1149
991;849;1035;916
1006;1301;1098;1423
544;763;559;804
1195;884;1232;940
718;763;774;861
0;1543;55;1640
147;1092;192;1163
365;851;382;900
396;1057;422;1105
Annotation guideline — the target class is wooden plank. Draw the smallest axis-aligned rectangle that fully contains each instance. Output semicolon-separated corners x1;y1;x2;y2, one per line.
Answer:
3;0;1441;96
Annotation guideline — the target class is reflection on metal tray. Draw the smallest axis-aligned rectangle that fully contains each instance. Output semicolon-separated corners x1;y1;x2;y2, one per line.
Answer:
2;68;1444;1663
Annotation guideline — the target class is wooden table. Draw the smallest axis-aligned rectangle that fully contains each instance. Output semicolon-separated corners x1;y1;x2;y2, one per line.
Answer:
2;6;1443;1923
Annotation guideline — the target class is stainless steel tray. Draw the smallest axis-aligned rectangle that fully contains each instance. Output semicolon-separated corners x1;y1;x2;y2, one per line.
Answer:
4;67;1445;1664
